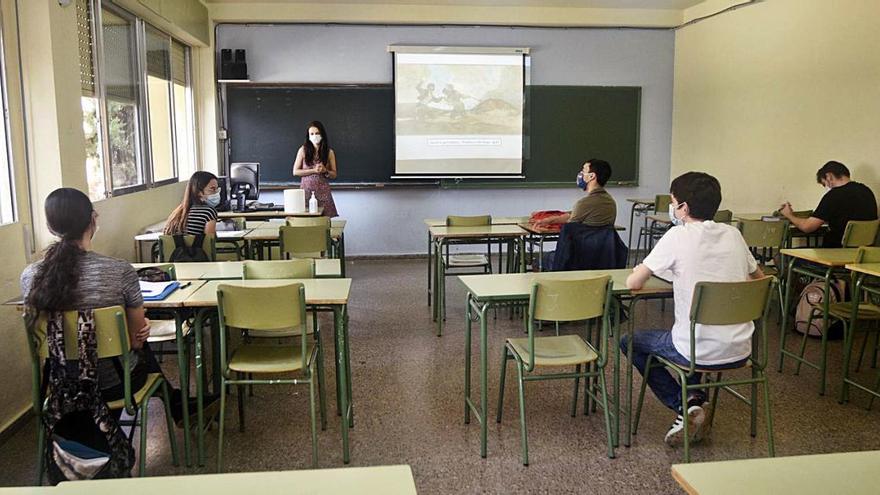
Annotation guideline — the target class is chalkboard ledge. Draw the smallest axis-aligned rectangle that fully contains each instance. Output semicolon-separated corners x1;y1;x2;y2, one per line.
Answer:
262;182;440;190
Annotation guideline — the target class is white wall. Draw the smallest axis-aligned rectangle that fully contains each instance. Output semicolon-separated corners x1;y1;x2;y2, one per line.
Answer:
217;24;674;255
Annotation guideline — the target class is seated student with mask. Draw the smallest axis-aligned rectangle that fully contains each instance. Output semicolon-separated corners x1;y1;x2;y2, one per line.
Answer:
623;172;764;446
537;159;625;270
535;159;617;227
778;160;877;248
164;171;222;235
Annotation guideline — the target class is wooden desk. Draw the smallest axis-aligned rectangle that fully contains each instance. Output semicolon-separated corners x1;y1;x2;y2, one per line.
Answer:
218;208;323;219
672;450;880;495
428;225;528;336
132;260;342;279
458;270;672;457
182;278;355;465
778;248;861;395
423;217;528;309
57;465;417;495
841;263;880;405
423;216;527;227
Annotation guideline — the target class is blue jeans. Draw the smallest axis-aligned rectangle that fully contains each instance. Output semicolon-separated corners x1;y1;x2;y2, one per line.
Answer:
620;330;748;412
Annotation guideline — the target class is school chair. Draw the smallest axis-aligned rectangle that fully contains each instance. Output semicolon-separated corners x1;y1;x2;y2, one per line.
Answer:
240;259;327;422
841;220;880;248
25;307;179;482
287;216;338;258
279;225;328;259
713;209;733;223
216;283;321;470
158;234;217;262
738;219;788;315
632;277;776;463
496;275;615;465
797;246;880;405
443;215;494;273
634;194;672;264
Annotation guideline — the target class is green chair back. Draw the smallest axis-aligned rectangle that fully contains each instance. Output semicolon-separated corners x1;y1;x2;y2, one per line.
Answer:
158;234;217;262
738;219;788;249
217;283;306;331
27;306;129;360
446;215;492;227
856;246;880;264
242;259;315;279
279;225;328;259
653;195;672;214
216;283;309;371
842;220;880;248
713;209;733;223
690;277;774;326
524;275;614;372
287;216;330;227
531;276;612;322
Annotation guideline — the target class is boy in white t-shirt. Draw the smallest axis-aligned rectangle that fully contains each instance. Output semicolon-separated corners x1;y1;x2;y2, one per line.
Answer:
623;172;764;446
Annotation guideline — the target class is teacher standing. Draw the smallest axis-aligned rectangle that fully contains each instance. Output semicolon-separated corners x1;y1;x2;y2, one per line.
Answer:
292;120;339;217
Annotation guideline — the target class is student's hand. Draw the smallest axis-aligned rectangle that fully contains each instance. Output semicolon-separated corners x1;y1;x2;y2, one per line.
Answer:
134;318;151;347
316;164;326;174
778;202;793;218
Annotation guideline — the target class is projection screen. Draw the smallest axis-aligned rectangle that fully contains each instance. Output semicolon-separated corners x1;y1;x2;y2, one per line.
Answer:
390;46;528;177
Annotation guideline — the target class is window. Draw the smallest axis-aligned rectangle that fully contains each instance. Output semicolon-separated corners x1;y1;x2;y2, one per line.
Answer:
78;0;105;200
78;0;197;199
145;26;174;182
0;11;15;224
101;6;143;192
171;40;196;179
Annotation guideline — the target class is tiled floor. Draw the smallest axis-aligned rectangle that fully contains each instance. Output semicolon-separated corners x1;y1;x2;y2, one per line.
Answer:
2;258;879;493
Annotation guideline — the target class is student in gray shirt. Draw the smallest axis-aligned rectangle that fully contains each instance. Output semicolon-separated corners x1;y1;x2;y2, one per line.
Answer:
21;188;211;422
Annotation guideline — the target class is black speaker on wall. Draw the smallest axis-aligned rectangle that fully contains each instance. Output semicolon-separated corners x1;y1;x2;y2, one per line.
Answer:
220;48;248;80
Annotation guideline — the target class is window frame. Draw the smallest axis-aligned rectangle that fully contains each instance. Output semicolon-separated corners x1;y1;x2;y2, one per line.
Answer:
0;5;18;224
86;0;196;198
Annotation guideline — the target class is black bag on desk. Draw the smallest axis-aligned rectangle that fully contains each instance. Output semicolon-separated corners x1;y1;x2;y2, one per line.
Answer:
168;235;209;262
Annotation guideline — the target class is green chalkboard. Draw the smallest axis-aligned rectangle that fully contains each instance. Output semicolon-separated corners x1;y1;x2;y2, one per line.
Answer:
225;84;640;187
227;85;395;184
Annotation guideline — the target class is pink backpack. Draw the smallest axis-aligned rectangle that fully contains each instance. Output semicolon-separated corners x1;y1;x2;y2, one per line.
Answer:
794;280;845;337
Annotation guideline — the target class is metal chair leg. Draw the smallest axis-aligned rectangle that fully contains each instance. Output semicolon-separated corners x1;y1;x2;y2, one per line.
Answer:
516;361;529;466
571;364;581;417
496;346;509;423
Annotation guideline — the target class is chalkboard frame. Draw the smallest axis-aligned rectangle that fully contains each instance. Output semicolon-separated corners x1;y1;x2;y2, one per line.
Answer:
222;82;641;188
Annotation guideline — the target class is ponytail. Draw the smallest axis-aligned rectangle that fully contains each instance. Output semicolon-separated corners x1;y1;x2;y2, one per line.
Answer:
25;188;94;313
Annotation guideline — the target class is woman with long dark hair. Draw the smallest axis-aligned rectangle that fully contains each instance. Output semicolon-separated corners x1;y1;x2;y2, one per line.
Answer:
164;171;221;235
292;120;339;217
22;188;208;418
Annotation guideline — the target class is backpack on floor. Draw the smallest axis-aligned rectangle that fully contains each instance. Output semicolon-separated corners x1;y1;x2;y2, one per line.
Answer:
168;234;209;262
34;310;135;484
794;280;845;339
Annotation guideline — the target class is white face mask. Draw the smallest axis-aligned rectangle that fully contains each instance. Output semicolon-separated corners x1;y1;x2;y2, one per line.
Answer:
90;224;100;241
309;135;322;146
205;192;221;208
668;202;685;226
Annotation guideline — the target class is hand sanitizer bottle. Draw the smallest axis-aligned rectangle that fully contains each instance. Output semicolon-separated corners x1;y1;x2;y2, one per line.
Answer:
308;192;318;213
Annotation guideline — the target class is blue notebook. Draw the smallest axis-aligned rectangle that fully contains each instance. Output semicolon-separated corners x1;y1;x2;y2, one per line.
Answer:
140;281;181;301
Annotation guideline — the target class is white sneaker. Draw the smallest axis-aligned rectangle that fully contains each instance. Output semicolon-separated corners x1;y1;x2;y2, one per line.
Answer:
665;405;706;446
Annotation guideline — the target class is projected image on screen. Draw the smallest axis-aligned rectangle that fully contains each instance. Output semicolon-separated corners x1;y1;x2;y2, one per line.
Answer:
394;52;524;176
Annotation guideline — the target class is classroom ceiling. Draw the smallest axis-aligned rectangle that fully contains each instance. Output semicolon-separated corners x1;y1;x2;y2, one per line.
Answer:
204;0;705;8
